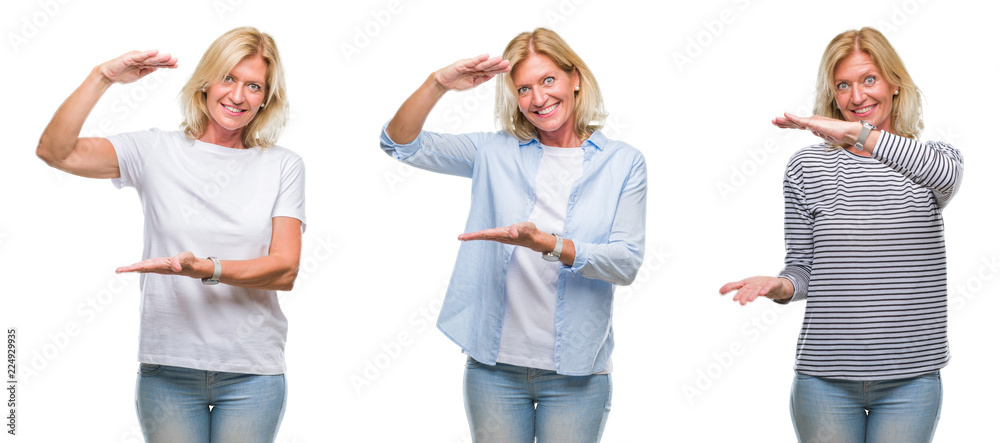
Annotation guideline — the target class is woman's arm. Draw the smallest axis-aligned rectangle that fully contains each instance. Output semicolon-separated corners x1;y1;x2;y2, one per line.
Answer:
720;157;814;305
36;50;177;178
459;150;647;286
115;216;302;291
774;112;963;207
568;153;647;285
381;55;511;178
386;54;509;144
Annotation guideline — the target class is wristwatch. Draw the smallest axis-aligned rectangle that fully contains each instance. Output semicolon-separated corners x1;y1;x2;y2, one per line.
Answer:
855;120;876;152
541;234;563;262
201;256;221;285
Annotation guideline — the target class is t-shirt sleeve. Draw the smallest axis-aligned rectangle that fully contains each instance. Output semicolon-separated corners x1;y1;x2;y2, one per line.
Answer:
106;128;160;190
272;153;306;232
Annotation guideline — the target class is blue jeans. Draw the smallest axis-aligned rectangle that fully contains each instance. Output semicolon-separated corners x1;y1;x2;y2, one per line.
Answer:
463;357;612;443
135;363;287;443
790;371;942;442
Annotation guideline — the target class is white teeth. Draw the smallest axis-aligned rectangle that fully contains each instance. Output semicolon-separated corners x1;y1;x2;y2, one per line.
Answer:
537;103;557;115
224;104;243;113
854;104;875;114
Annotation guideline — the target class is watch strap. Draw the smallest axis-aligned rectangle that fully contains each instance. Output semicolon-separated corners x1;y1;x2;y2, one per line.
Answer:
551;234;563;258
201;256;221;285
855;120;875;152
541;234;563;262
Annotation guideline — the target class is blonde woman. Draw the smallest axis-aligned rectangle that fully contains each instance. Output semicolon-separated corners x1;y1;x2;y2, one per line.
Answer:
382;28;646;442
720;27;962;442
36;27;303;442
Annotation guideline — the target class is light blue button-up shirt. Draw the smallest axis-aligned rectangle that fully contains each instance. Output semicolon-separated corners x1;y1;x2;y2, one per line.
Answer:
380;127;646;376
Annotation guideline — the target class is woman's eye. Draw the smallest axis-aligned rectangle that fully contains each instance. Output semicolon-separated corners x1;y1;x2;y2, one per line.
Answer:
543;76;555;85
517;86;529;94
248;84;261;92
224;75;233;82
836;82;848;90
864;76;876;85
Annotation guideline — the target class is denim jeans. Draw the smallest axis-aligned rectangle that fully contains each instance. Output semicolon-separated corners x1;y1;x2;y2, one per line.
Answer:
790;371;942;443
135;363;287;443
463;357;612;443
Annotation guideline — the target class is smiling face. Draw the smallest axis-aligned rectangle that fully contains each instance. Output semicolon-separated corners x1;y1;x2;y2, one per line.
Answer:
203;54;268;146
511;52;580;147
833;51;897;132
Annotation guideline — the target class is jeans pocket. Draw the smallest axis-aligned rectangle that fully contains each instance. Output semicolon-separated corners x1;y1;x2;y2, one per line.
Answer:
794;372;815;382
465;356;487;369
138;363;164;376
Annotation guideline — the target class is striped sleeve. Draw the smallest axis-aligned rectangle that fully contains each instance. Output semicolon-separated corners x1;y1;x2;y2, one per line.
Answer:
871;131;964;208
777;154;814;303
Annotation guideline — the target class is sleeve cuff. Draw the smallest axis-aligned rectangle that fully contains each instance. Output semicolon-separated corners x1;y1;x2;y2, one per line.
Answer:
569;241;589;273
776;266;809;303
379;121;421;159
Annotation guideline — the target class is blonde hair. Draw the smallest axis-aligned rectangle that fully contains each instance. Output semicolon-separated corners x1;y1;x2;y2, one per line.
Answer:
495;28;606;142
814;27;922;139
179;27;288;148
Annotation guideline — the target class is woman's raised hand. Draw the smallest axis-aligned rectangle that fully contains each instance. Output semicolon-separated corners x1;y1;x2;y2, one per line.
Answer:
385;54;508;145
773;112;859;147
97;50;178;85
433;54;511;92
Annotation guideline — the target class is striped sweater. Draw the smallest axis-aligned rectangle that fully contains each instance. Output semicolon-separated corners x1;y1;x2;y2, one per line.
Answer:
777;131;964;380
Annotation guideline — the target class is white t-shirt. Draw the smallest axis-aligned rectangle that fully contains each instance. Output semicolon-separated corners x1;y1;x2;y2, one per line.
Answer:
497;145;584;371
109;129;306;375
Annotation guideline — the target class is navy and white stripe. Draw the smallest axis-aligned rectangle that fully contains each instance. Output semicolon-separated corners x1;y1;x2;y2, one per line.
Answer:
778;131;963;380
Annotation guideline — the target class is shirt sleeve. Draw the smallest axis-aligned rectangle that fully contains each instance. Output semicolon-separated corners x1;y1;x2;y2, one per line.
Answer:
871;131;964;208
379;122;493;179
107;128;160;190
776;157;814;303
271;153;307;233
568;150;647;286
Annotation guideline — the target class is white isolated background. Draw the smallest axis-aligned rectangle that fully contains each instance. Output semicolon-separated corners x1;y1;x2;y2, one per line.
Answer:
0;0;995;441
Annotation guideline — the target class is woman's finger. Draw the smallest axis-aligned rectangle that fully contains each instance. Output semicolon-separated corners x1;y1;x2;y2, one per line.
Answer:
719;280;745;294
170;257;184;273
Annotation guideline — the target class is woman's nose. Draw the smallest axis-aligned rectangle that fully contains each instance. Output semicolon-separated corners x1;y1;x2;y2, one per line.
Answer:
229;84;245;104
851;85;866;104
532;88;546;106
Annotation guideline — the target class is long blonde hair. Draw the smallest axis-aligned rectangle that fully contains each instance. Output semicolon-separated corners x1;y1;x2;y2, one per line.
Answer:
179;27;288;148
495;28;606;142
814;27;922;139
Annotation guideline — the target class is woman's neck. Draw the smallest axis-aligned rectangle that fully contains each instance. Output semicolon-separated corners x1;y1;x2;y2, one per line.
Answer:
200;124;246;149
538;127;583;148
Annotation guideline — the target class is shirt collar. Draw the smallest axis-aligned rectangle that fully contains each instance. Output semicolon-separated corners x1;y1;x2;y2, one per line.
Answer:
518;130;607;151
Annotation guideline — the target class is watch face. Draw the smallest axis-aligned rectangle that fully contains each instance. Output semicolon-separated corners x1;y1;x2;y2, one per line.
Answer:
541;253;559;262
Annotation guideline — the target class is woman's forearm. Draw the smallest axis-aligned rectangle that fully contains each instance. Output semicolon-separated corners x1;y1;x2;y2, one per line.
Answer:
194;255;299;291
385;73;448;145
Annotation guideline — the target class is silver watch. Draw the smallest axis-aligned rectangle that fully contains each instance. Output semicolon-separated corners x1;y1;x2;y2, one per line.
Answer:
201;256;221;285
855;120;876;152
541;234;563;262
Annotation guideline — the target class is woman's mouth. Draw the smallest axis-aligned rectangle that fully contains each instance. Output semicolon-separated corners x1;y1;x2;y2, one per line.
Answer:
222;104;245;115
852;104;876;116
536;103;558;116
